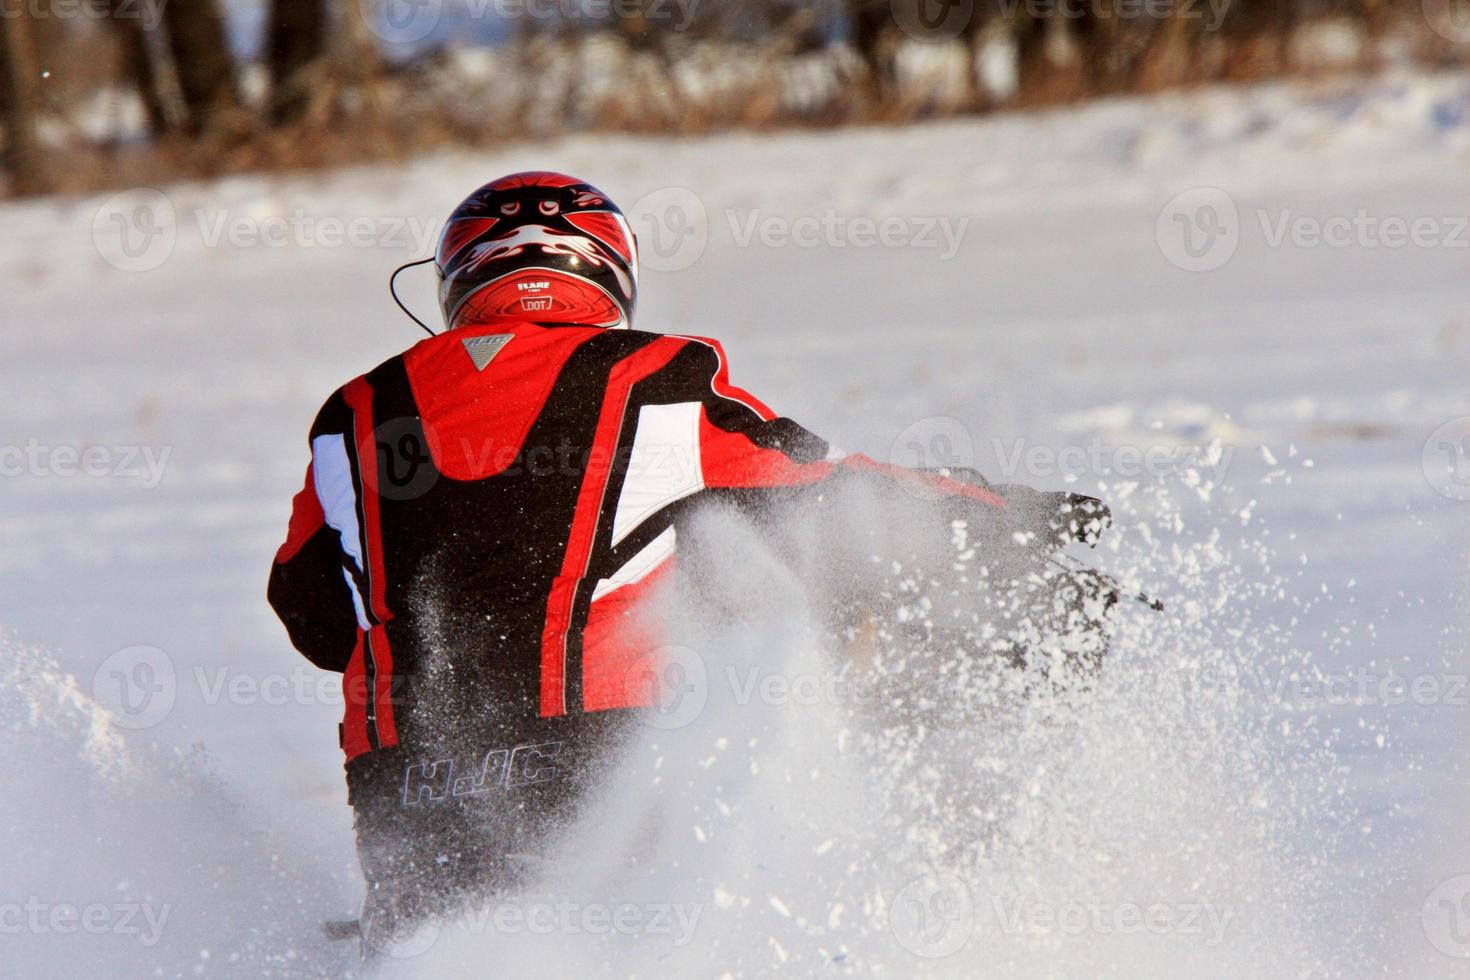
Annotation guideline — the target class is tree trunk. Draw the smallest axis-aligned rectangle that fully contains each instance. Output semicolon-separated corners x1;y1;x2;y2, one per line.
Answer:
1014;13;1088;107
267;0;329;125
1133;12;1203;94
1216;1;1295;82
161;0;240;136
328;0;385;126
850;0;896;109
0;9;46;195
333;0;383;82
105;0;179;135
615;0;662;52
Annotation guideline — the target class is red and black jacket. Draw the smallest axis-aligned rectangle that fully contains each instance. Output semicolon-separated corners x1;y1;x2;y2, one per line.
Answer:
268;320;1008;762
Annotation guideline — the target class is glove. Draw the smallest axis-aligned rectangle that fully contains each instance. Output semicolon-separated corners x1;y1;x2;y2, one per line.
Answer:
1055;493;1111;548
926;467;1111;552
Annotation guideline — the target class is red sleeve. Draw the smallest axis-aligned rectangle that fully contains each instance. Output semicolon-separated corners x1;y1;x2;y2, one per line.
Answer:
679;336;1006;510
274;463;326;563
267;445;360;674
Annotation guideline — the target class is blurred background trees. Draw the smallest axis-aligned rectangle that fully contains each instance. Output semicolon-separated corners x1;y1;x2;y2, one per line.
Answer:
1;0;1464;197
0;7;47;194
266;0;328;124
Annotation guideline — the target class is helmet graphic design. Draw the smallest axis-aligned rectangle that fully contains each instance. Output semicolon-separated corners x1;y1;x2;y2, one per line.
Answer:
435;171;639;330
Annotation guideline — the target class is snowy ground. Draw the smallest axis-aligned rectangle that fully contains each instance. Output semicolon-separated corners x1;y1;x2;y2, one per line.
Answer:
3;69;1470;977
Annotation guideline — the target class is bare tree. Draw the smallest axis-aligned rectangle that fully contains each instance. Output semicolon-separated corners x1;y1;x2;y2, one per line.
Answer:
1214;0;1300;81
105;0;186;136
161;0;241;136
849;0;898;109
267;0;329;125
1131;10;1208;94
332;0;383;83
0;8;46;194
1011;10;1089;105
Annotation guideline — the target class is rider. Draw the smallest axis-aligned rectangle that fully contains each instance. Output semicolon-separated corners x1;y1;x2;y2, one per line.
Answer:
266;171;1105;951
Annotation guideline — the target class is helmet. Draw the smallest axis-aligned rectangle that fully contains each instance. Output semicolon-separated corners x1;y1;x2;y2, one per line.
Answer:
434;171;639;330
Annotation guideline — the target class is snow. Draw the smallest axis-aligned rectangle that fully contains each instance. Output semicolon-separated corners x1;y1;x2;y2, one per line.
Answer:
3;68;1470;976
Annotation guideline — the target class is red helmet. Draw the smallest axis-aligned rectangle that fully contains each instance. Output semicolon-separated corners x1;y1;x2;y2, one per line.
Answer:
434;171;639;330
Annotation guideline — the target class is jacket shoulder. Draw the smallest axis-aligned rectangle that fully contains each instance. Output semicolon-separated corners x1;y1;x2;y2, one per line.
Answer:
318;342;422;432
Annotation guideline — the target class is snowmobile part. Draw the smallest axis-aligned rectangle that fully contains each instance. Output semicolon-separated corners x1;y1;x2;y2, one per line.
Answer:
1048;553;1164;612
